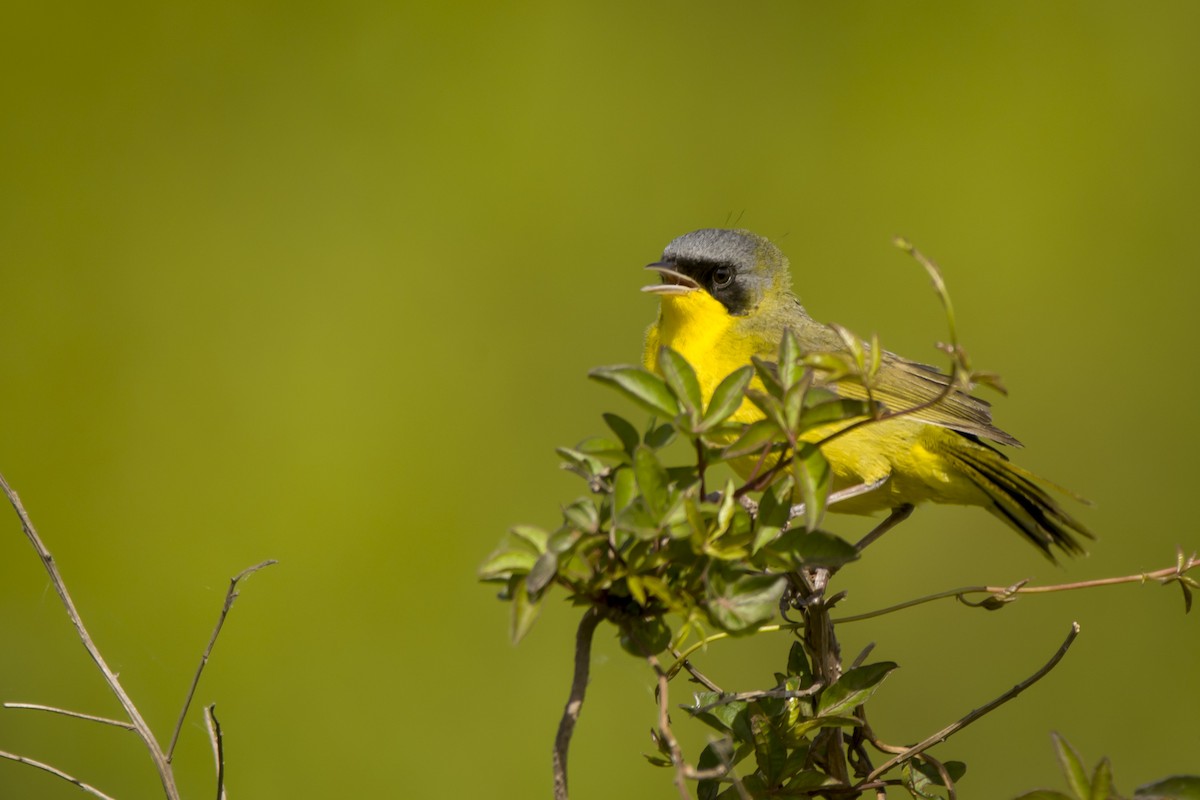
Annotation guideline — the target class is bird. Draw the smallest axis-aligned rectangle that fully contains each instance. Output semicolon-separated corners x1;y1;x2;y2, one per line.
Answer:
641;228;1092;560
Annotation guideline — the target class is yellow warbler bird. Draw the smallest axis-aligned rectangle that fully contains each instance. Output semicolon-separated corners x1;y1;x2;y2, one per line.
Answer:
641;228;1091;560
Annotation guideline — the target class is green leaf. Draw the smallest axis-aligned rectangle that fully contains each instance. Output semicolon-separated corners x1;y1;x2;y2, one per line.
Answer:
479;541;538;582
510;525;549;553
783;377;806;431
575;436;627;459
696;740;741;800
700;365;754;431
751;476;793;554
616;498;662;541
603;412;641;454
562;498;599;534
546;527;582;556
645;421;676;449
510;576;541;643
556;447;605;480
908;759;967;787
793;443;831;531
800;398;871;431
830;322;866;371
526;551;558;596
721;419;781;460
748;702;787;786
756;529;858;571
632;445;670;518
868;331;883;380
707;574;787;632
626;574;646;606
784;770;839;791
802;352;851;381
901;761;939;799
612;467;636;514
589;365;679;418
658;347;703;418
1012;793;1076;800
714;479;737;538
747;388;788;432
618;616;671;656
779;328;801;388
687;692;748;734
817;662;898;717
1089;759;1112;800
751;355;784;398
786;641;814;685
1135;776;1200;799
791;714;863;737
1053;733;1091;800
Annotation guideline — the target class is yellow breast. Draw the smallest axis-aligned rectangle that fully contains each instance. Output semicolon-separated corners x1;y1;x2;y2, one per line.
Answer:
644;293;985;514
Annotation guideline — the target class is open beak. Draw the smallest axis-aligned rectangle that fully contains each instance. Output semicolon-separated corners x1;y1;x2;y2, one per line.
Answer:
641;261;701;295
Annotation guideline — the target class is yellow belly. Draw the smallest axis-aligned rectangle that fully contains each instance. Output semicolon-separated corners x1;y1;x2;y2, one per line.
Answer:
645;294;987;515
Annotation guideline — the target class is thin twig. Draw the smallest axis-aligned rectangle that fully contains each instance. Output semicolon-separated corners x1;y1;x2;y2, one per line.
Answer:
834;558;1198;624
204;704;226;800
666;623;796;678
849;642;876;671
648;653;693;800
168;559;278;762
0;472;180;800
693;683;823;714
669;648;722;693
3;702;135;731
553;608;602;800
668;556;1178;670
861;622;1081;785
0;749;118;800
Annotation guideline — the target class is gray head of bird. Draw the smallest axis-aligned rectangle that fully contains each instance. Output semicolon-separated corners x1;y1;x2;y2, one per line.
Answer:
642;228;793;317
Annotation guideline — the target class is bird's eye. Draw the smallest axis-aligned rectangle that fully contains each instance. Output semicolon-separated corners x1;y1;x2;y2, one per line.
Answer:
712;266;734;289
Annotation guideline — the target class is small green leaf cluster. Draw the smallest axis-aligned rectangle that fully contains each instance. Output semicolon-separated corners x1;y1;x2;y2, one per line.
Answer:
479;332;872;649
653;641;918;798
1014;734;1200;800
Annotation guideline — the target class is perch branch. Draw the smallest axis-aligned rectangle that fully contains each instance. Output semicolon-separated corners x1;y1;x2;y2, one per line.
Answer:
553;607;602;800
834;556;1198;624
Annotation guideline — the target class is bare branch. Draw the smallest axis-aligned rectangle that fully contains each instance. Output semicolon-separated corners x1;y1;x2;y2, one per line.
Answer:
0;471;180;800
861;622;1081;786
553;608;602;800
0;749;118;800
4;702;134;731
668;648;722;693
835;556;1200;624
205;704;226;800
168;559;278;762
648;653;693;800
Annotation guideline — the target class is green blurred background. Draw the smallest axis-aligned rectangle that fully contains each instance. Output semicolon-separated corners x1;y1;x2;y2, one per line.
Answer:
2;2;1197;798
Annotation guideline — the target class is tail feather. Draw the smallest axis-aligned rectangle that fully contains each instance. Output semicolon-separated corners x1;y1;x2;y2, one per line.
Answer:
943;444;1093;561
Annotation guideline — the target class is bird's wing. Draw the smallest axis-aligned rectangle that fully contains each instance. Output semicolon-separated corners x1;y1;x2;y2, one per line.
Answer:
835;353;1022;448
771;314;1022;447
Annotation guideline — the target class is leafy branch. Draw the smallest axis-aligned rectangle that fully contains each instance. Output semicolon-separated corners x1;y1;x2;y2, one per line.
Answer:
480;240;1197;799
